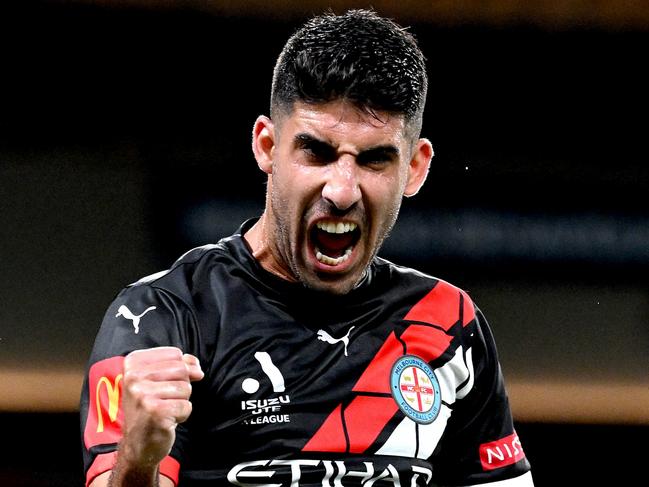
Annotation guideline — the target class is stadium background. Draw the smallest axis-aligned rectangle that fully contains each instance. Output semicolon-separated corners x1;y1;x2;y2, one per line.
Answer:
0;1;647;485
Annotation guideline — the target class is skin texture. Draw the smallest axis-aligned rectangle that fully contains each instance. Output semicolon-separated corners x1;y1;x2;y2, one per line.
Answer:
246;99;433;295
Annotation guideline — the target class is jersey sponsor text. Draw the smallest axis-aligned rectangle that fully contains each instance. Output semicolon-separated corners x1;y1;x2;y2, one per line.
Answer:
227;458;433;486
241;395;292;424
479;432;526;471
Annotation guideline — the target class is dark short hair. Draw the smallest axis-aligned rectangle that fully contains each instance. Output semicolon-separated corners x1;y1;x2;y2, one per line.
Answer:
270;9;428;138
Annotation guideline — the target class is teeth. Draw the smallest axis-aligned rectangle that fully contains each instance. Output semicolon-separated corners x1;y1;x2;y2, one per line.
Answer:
314;221;358;266
316;247;353;266
316;221;357;234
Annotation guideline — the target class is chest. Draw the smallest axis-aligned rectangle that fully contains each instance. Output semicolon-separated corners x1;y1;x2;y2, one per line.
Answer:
205;293;405;425
187;285;470;462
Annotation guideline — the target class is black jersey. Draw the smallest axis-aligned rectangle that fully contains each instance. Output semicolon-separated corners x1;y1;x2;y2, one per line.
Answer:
81;219;532;486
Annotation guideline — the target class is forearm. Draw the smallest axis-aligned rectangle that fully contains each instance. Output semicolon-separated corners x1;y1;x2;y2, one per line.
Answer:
106;439;168;487
87;440;165;487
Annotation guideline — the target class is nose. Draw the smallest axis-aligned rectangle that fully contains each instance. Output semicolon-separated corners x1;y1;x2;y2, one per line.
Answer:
321;156;361;212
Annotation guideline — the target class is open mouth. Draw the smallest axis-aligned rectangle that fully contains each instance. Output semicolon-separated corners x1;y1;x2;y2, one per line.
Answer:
310;220;361;267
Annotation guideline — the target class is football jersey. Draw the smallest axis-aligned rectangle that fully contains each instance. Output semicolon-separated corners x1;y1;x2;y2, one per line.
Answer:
80;218;532;486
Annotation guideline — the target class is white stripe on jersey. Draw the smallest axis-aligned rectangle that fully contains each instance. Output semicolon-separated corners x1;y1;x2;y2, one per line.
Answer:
434;345;474;403
456;346;474;399
416;404;453;458
374;403;453;459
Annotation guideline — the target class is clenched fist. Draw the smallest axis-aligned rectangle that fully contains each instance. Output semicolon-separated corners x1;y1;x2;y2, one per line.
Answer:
121;346;204;465
91;346;204;487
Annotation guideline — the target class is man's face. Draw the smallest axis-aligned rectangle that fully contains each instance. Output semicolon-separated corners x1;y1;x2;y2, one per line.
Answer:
262;100;423;295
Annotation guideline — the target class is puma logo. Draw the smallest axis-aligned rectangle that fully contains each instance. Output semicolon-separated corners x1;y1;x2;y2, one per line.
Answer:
317;326;355;356
116;305;156;334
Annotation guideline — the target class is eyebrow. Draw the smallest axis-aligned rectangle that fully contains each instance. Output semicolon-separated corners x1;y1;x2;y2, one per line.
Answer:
294;133;400;161
294;133;336;156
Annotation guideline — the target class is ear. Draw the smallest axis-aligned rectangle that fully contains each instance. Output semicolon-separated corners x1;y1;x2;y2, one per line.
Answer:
404;138;434;197
252;115;275;174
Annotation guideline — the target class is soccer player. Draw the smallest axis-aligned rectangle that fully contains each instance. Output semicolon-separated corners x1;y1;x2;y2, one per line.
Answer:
81;9;534;487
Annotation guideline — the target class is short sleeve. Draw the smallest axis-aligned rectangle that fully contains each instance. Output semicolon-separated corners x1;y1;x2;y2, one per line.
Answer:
431;306;533;486
79;283;190;486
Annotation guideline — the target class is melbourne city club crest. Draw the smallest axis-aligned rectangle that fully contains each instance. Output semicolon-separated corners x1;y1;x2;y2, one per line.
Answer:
390;355;441;424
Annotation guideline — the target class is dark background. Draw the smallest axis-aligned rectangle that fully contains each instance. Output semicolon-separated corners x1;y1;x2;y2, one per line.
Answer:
0;1;647;485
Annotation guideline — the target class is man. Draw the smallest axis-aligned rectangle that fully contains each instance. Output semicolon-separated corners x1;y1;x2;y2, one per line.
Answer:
81;9;534;487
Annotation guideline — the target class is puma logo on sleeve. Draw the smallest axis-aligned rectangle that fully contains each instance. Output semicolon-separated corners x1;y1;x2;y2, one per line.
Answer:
115;305;157;334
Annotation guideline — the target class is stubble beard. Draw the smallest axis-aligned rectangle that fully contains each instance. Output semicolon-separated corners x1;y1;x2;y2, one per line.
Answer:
269;194;403;296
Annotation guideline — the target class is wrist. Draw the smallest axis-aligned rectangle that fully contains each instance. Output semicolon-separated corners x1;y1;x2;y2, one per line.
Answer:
118;436;165;469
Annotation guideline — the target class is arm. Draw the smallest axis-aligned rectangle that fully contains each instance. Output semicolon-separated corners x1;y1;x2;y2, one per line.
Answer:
88;347;204;487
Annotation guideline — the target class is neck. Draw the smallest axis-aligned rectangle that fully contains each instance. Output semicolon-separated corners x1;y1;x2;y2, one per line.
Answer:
244;214;298;282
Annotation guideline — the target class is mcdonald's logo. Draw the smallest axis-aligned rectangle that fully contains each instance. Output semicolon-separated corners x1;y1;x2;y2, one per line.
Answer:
84;356;125;449
95;374;123;433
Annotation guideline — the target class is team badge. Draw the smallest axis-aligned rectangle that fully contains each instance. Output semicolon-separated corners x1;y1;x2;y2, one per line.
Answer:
390;355;441;424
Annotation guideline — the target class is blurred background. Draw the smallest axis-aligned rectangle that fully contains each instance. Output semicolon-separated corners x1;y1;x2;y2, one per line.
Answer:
0;1;647;485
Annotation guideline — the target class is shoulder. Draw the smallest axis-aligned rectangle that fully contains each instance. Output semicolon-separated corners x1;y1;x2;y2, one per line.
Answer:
129;241;231;288
90;243;238;361
102;241;237;331
119;237;250;308
374;257;476;315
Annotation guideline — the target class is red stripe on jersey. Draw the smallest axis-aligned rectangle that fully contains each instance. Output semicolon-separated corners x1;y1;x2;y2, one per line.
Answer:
352;331;402;393
302;398;399;453
344;396;399;453
479;432;526;471
85;452;180;486
402;325;453;363
302;404;347;452
404;281;463;330
84;356;125;449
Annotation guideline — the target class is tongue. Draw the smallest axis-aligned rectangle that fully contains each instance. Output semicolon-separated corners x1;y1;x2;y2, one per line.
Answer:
315;230;354;257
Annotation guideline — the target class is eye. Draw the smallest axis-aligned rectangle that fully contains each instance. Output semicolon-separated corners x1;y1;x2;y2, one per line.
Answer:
357;148;398;169
296;135;337;164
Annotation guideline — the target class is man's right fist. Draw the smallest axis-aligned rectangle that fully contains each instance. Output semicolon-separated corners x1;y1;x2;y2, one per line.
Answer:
119;346;204;467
